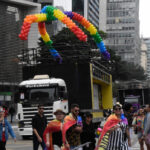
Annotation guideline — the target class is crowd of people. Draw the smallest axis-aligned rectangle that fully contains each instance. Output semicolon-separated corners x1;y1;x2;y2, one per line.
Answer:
32;104;96;150
132;104;150;150
0;102;149;150
96;103;150;150
32;103;150;150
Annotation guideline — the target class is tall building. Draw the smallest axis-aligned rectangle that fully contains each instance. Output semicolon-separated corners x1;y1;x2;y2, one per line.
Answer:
144;38;150;79
0;0;40;103
140;38;147;72
84;0;100;29
0;0;40;83
72;0;107;31
106;0;140;65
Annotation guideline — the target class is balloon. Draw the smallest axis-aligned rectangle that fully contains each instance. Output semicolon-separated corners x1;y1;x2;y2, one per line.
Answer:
19;6;110;62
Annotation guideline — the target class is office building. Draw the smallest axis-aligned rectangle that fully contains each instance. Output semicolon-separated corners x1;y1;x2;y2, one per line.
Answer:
0;0;41;103
0;0;40;83
140;38;147;72
106;0;140;65
144;38;150;79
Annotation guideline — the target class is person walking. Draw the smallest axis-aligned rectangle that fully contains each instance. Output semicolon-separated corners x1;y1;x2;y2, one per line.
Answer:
0;106;16;150
62;104;83;150
8;106;15;123
80;112;96;150
132;108;145;150
43;109;65;150
32;104;47;150
143;104;150;150
95;104;131;150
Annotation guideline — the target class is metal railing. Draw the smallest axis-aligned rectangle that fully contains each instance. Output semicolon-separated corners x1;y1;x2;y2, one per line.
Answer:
72;142;91;150
92;62;111;85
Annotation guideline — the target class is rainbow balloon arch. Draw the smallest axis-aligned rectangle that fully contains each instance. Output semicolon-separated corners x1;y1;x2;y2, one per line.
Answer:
19;5;110;63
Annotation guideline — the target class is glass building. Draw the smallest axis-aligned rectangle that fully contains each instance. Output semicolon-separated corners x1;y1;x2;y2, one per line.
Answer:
84;0;100;29
72;0;100;29
106;0;140;65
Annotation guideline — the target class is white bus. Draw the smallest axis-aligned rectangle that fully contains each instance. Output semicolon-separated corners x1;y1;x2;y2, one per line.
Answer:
15;75;68;138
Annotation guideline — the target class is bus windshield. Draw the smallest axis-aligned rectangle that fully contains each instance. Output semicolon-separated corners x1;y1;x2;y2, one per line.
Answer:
19;87;58;104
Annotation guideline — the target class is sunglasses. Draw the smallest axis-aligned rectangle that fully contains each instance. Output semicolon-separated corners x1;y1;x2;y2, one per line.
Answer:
115;108;121;111
74;110;80;112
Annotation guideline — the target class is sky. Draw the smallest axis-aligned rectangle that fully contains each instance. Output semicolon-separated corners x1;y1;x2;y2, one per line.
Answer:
140;0;150;38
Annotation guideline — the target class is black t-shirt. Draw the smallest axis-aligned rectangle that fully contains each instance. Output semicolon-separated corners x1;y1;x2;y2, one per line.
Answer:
124;111;133;127
52;131;62;147
32;113;47;137
80;122;96;150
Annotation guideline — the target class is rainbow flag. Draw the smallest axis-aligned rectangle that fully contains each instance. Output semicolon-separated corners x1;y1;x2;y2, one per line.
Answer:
95;115;120;150
43;120;62;150
62;114;77;150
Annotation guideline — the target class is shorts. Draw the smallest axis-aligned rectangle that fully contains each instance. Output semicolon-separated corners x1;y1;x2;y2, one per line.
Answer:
145;134;150;145
137;131;143;139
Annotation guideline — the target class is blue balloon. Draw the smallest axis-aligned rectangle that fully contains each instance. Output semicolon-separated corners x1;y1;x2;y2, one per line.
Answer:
49;49;62;63
97;42;106;53
49;49;59;57
40;6;48;13
121;113;125;120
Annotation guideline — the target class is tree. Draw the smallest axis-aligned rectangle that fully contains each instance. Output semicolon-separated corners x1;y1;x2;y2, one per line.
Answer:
108;50;146;81
37;27;146;81
37;27;105;64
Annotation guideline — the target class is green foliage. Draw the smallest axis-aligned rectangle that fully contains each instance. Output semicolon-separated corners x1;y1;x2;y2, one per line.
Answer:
37;27;146;81
107;49;146;81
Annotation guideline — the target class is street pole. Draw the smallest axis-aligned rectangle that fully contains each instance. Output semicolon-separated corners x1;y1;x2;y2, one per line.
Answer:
142;89;145;105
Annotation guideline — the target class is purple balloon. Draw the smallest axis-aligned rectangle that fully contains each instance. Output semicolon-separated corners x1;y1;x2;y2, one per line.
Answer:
64;11;74;19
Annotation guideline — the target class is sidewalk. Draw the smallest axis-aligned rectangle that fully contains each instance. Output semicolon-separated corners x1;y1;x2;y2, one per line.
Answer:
129;130;147;150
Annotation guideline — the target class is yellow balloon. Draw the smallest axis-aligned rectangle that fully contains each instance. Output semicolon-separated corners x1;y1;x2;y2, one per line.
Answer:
35;14;47;22
54;9;65;20
41;33;50;42
87;25;97;35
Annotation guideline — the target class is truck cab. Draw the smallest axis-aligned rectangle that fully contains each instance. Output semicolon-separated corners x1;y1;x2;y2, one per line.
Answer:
15;75;68;138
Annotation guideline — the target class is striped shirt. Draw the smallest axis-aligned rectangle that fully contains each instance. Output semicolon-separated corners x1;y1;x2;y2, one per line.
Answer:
107;122;129;150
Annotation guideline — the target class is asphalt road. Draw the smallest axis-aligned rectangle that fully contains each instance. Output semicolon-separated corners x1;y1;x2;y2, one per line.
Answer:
6;126;43;150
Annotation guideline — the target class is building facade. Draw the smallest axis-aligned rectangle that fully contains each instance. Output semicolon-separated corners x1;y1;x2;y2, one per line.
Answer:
140;38;147;72
106;0;140;65
144;38;150;79
0;0;41;83
84;0;100;29
0;0;41;103
72;0;107;31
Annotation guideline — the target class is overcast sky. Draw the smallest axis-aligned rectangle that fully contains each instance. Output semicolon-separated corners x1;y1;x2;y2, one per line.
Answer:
140;0;150;38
